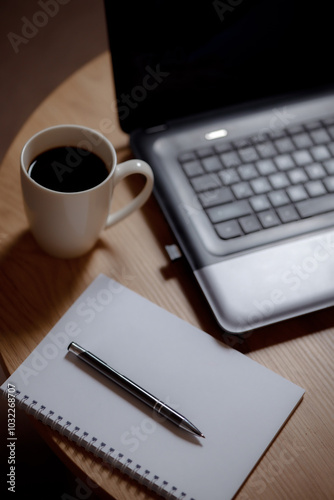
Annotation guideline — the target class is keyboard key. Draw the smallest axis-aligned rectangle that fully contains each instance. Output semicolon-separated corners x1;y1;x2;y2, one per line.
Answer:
269;172;290;189
275;137;295;153
323;176;334;192
182;160;204;177
220;151;241;168
207;200;251;223
215;220;242;239
201;156;222;172
238;147;259;163
256;141;277;158
305;180;326;197
286;184;308;202
198;187;234;208
249;195;271;211
219;168;240;185
268;190;290;207
277;205;300;223
310;128;331;144
292;132;313;149
256;159;276;175
239;215;261;233
232;182;253;199
328;142;334;155
238;163;258;180
328;125;334;140
305;163;326;180
275;154;295;171
288;168;308;184
258;210;280;228
250;177;271;194
190;173;221;192
296;194;334;218
324;159;334;175
310;145;331;162
292;150;313;166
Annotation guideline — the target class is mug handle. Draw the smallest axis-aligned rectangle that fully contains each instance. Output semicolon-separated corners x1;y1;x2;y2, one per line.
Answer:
105;159;154;228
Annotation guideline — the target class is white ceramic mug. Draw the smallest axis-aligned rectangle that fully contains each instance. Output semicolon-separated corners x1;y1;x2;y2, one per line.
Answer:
20;125;154;258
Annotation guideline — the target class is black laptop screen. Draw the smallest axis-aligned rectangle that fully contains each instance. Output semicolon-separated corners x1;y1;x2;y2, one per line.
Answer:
104;0;333;134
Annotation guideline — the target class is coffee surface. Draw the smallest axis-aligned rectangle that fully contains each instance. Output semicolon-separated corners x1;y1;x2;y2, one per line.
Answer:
28;147;109;192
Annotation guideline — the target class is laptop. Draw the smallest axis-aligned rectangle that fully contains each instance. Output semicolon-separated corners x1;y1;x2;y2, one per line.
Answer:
103;1;334;334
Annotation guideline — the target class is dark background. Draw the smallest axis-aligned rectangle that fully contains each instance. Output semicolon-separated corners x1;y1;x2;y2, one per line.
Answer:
0;0;108;164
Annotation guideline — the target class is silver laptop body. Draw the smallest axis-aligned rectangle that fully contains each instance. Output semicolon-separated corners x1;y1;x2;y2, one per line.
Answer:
104;1;334;333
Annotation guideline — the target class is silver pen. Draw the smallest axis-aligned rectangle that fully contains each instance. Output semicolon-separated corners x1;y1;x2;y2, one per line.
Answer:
68;342;205;438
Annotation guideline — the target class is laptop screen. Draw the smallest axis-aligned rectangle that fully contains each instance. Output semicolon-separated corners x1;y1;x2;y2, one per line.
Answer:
104;0;333;134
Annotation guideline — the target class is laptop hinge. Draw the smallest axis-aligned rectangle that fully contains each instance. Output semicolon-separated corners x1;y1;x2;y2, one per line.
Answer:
145;124;168;134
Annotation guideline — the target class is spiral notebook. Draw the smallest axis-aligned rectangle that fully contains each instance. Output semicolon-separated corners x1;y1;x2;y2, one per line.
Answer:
1;274;304;500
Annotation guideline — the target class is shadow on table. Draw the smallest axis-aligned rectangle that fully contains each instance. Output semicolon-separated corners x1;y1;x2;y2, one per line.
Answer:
0;230;112;366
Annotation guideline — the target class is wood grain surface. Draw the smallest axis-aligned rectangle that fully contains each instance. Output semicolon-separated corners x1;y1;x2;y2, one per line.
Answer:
0;52;333;500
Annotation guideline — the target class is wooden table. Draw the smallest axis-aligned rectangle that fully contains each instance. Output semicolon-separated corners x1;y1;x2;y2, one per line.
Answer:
0;52;333;500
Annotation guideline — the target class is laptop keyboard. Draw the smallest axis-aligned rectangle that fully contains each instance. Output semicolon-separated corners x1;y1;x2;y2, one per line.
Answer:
179;115;334;241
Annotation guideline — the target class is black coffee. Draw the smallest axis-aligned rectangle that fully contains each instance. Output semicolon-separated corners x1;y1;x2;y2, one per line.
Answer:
28;146;109;193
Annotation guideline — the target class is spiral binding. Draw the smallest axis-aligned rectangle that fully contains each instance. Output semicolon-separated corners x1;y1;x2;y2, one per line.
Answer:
8;390;187;499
